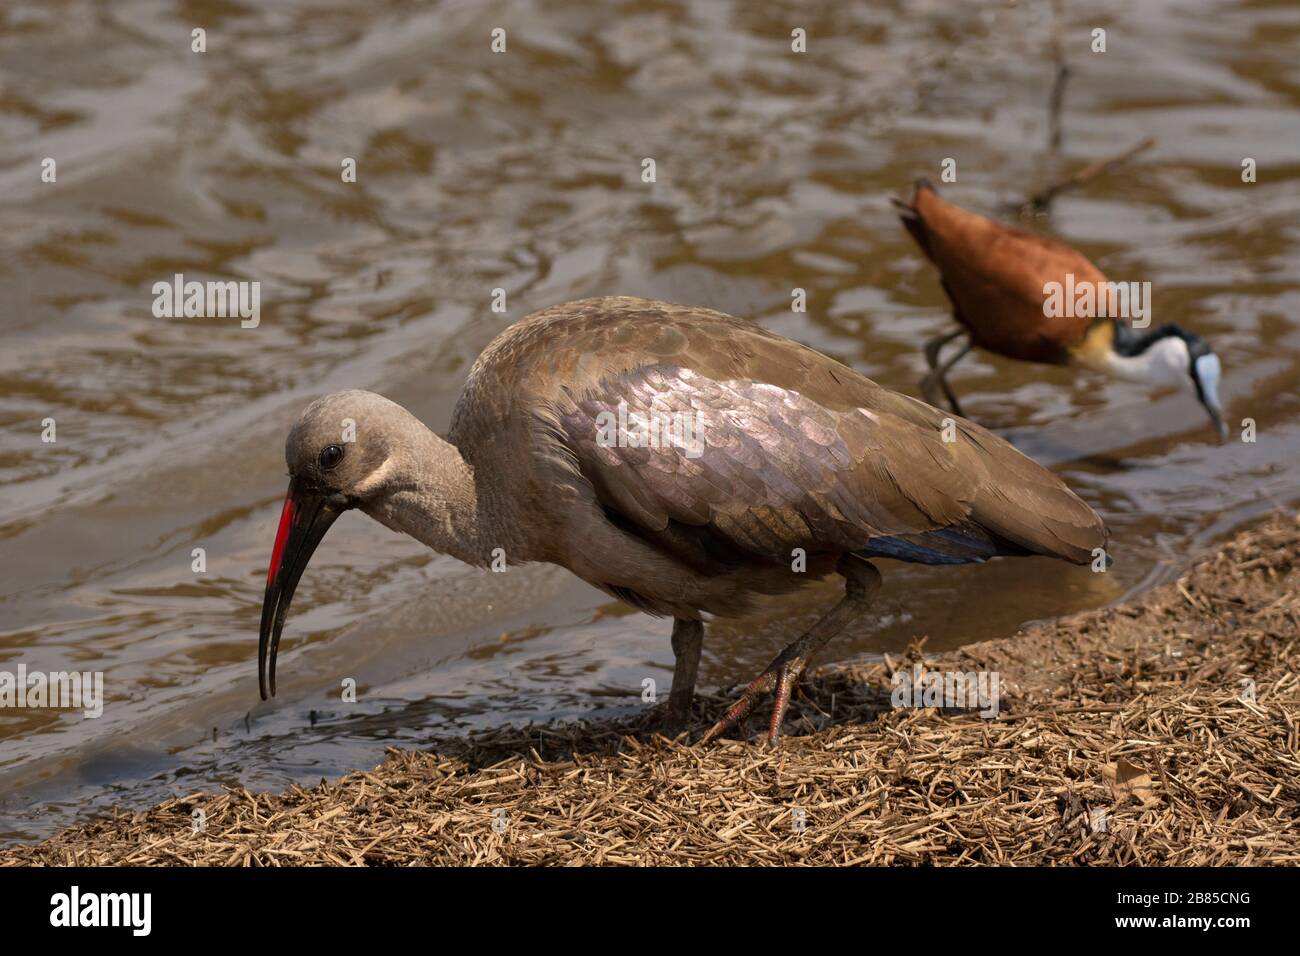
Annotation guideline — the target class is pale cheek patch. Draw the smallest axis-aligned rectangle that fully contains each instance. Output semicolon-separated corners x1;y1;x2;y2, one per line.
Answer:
354;456;398;496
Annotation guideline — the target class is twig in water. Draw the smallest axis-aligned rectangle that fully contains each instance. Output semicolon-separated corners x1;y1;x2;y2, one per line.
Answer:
1022;137;1156;216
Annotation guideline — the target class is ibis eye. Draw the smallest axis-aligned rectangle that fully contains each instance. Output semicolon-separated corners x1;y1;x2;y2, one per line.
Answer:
318;444;345;471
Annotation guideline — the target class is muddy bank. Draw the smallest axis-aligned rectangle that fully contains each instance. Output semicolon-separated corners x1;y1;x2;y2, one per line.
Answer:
3;515;1297;866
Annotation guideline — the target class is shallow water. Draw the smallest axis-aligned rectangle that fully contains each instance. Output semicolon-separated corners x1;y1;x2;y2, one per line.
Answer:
1;0;1298;842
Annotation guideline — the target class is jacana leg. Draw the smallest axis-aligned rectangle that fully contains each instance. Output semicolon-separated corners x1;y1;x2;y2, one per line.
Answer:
698;556;882;746
920;372;947;410
922;339;972;417
646;618;703;735
921;329;963;410
923;327;964;372
935;341;972;416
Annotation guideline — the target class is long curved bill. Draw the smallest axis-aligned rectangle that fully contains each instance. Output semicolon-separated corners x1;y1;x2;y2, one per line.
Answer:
258;479;345;699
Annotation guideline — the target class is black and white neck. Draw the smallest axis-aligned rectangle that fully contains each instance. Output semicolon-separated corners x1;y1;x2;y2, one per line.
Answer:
1105;322;1199;386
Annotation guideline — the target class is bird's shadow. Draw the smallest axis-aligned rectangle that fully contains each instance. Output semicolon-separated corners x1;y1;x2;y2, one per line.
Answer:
422;669;897;769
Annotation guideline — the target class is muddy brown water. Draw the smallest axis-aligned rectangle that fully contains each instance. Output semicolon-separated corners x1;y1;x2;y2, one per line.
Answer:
1;1;1298;843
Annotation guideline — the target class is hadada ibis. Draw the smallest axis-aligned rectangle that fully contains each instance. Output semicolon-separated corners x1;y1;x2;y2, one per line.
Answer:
897;179;1227;440
258;296;1108;743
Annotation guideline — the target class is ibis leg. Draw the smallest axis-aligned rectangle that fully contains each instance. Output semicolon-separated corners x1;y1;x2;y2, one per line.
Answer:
669;618;703;724
921;337;972;417
698;556;882;746
646;618;703;735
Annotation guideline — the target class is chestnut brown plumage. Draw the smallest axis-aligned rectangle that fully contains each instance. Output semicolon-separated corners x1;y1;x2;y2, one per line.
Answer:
897;180;1227;439
258;296;1107;743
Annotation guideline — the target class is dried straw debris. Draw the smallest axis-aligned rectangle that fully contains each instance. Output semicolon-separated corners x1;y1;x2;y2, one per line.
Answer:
3;514;1297;866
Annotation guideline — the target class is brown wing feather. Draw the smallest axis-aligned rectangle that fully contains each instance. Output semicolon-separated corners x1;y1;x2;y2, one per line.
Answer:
544;345;1105;570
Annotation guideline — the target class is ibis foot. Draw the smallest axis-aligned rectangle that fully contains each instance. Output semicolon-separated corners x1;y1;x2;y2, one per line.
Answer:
698;556;881;746
640;698;690;738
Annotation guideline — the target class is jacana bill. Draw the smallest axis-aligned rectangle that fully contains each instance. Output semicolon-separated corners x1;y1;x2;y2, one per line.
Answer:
1192;352;1228;442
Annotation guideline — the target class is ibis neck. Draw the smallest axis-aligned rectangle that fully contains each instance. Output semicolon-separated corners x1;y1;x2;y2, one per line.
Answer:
360;430;489;568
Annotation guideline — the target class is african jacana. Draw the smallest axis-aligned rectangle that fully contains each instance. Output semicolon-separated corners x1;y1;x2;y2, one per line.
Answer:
896;180;1226;440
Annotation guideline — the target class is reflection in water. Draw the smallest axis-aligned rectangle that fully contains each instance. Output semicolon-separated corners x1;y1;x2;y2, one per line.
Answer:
0;0;1298;842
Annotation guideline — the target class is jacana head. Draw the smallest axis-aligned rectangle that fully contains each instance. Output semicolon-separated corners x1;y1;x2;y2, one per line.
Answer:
258;389;421;700
1110;323;1227;441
